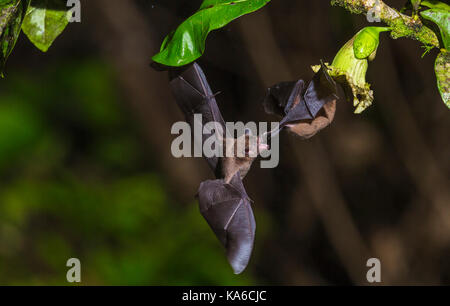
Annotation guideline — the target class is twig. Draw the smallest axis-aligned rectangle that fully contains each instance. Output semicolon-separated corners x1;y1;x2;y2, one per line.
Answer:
331;0;440;48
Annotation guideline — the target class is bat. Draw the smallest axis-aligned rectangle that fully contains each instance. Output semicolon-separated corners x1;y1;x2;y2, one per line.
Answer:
263;63;339;139
169;62;261;274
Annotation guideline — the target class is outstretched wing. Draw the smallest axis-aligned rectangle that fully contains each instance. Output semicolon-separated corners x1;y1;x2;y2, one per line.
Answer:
169;63;226;173
263;80;305;118
197;174;256;274
303;63;338;118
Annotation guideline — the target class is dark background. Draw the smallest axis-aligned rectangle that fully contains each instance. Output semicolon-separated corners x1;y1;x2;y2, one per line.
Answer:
0;0;448;285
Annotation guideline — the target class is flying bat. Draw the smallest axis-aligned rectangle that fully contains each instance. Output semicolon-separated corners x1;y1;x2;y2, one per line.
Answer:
169;62;265;274
263;63;339;139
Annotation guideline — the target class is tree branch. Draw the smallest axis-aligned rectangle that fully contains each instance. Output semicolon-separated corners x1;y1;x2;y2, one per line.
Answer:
331;0;440;48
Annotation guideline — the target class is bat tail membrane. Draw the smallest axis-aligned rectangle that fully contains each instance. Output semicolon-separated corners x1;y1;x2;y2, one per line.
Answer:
197;174;256;274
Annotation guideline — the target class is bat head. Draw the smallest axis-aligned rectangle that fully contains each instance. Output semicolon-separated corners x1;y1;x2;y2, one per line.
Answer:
220;130;270;182
230;129;269;158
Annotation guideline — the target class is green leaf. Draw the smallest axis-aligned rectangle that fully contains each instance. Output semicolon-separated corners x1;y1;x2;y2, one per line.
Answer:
434;50;449;108
353;26;390;60
21;0;71;52
421;1;450;11
0;0;29;77
152;0;271;67
420;9;450;49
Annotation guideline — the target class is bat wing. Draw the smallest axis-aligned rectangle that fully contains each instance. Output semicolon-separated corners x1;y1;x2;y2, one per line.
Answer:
169;63;226;173
263;80;305;118
303;63;338;117
286;64;339;139
198;174;256;274
263;63;339;137
263;78;314;129
280;64;338;126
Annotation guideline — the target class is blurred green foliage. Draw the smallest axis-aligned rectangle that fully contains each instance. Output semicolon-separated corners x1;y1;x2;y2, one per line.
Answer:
0;59;253;285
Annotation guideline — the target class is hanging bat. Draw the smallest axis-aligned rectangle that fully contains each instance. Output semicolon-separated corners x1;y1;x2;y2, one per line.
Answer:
263;63;339;139
169;62;265;274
